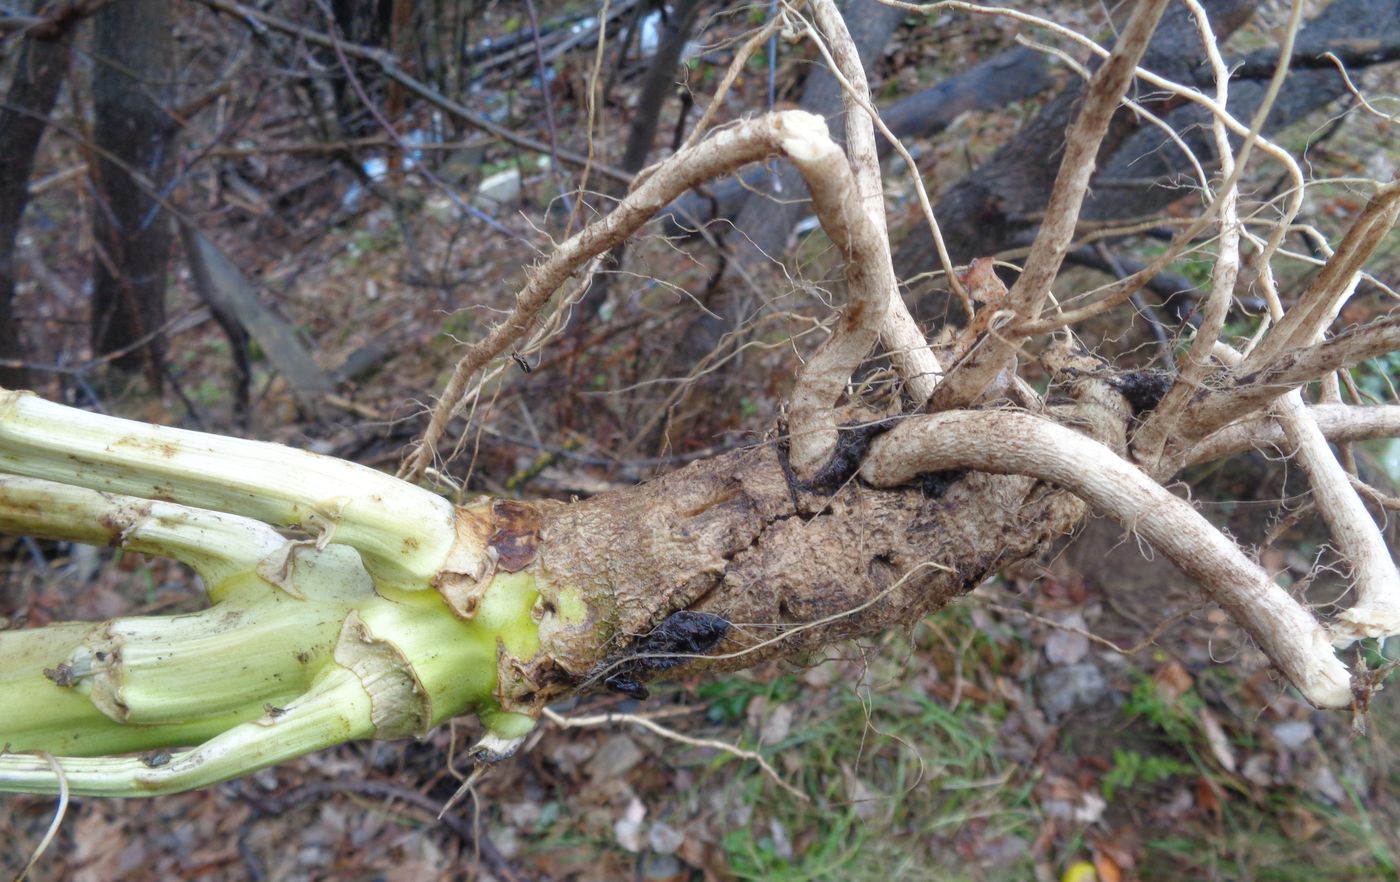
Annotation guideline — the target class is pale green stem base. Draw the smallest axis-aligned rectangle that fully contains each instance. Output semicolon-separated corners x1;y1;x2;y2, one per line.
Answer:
0;390;544;796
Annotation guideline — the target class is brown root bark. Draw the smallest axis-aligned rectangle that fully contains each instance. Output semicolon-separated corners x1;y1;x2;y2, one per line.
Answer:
505;417;1085;711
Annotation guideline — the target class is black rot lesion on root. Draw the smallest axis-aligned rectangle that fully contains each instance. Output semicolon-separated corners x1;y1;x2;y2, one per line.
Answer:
805;419;899;493
783;415;969;500
778;418;899;499
594;610;732;700
1042;341;1172;417
1107;369;1173;415
915;469;968;499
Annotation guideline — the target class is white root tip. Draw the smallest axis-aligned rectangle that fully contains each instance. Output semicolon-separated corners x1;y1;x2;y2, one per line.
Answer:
776;110;838;163
1298;630;1355;709
1331;604;1400;647
470;731;528;762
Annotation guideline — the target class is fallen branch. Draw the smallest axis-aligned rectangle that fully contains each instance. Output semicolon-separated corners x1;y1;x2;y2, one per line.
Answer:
198;0;631;183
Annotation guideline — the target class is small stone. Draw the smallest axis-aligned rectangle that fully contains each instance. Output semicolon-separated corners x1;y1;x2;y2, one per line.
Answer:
1036;663;1108;720
477;168;521;206
493;825;521;858
649;822;685;855
1306;765;1347;805
547;741;595;774
760;704;794;745
1271;720;1314;750
769;818;794;861
802;664;836;688
588;734;645;780
641;853;684;881
1044;612;1090;665
1241;753;1273;787
502;801;541;828
615;798;647;852
973;834;1028;866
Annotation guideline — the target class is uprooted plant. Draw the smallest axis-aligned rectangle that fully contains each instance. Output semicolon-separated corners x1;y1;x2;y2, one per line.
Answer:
2;0;1399;799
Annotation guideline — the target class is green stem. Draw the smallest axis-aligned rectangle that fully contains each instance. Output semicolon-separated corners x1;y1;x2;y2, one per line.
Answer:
0;390;459;590
0;390;550;796
0;475;289;600
0;556;545;795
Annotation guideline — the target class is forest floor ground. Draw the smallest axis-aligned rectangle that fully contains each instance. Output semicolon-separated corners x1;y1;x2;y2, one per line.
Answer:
3;185;1397;877
4;3;1400;877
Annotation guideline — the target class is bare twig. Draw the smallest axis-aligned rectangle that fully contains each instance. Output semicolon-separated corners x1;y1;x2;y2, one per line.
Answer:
233;777;526;882
198;0;631;183
542;706;808;802
972;597;1196;657
677;17;786;154
0;0;111;38
523;0;576;211
1227;35;1400;81
564;0;612;235
1326;51;1400;124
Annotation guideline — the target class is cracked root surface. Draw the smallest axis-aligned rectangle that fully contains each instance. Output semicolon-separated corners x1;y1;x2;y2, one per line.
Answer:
527;441;1087;698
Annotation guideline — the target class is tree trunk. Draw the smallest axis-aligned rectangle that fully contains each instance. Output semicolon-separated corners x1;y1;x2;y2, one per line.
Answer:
892;0;1397;286
0;6;76;389
90;0;177;389
619;0;706;175
572;0;707;328
658;46;1054;238
1082;0;1400;225
892;0;1254;277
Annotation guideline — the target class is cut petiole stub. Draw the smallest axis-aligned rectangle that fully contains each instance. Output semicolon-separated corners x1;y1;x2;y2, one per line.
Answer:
0;389;459;591
0;387;548;797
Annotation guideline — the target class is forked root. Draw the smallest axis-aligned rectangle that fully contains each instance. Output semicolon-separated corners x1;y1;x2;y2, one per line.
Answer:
1273;390;1400;646
404;109;907;485
807;0;943;406
859;411;1354;709
1203;345;1400;648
